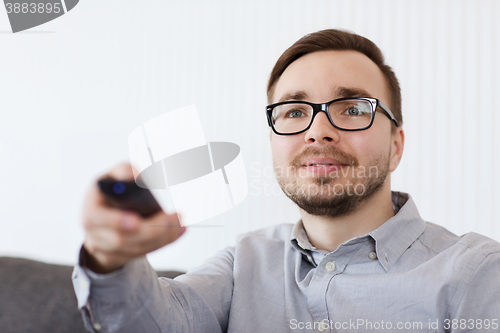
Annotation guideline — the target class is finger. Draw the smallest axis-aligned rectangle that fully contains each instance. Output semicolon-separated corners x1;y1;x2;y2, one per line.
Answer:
84;227;127;254
82;182;139;230
84;204;141;232
86;213;184;259
128;213;186;254
84;171;145;230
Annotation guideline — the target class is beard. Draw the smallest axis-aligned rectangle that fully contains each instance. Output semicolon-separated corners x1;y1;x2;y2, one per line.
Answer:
275;146;390;218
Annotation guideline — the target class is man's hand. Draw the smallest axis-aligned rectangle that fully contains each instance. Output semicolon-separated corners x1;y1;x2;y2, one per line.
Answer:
82;163;186;274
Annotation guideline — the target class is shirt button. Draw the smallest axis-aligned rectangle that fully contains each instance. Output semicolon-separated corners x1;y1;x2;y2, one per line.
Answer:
325;261;336;272
93;323;102;331
368;251;377;260
318;322;327;332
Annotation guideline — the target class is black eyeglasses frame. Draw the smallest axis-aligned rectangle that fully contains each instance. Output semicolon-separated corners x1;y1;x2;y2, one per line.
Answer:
265;97;399;136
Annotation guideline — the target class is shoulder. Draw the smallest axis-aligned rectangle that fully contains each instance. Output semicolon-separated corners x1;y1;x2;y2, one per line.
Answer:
455;232;500;271
419;222;500;274
450;233;500;314
456;232;500;257
419;222;500;257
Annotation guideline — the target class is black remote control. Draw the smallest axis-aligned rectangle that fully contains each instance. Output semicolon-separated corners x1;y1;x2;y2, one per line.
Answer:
97;177;163;218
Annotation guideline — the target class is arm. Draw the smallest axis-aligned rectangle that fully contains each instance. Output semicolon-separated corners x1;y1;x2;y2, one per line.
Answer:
449;249;500;333
73;246;234;333
72;164;232;332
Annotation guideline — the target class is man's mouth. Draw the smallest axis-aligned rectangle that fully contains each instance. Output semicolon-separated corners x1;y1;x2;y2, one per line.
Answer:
303;158;346;166
302;158;347;174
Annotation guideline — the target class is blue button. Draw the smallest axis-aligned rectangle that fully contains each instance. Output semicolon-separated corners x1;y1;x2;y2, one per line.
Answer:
113;182;126;195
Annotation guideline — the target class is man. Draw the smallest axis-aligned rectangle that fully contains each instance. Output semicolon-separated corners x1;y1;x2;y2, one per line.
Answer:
73;29;500;332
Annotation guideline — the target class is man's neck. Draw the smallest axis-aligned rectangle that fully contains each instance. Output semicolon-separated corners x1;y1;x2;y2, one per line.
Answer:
300;184;395;253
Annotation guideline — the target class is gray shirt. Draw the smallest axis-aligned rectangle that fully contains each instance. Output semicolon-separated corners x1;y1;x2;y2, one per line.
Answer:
72;192;500;332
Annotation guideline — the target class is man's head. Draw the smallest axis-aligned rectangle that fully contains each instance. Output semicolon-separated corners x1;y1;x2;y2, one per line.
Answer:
268;29;404;218
268;29;402;131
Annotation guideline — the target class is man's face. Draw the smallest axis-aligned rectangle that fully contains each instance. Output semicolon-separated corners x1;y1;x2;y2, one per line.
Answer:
270;50;401;217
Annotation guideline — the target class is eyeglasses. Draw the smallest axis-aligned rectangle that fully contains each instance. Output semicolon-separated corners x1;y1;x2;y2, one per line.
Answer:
266;97;398;135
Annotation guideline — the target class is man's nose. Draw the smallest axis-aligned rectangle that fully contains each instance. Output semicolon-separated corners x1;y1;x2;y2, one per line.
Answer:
303;111;341;144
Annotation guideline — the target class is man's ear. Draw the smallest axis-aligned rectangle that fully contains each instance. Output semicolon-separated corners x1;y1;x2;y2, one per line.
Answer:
389;127;404;172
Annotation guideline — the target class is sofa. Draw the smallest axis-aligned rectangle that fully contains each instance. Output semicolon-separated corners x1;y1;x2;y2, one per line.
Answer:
0;257;183;333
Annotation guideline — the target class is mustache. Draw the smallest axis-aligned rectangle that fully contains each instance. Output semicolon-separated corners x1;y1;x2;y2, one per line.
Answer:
289;146;359;168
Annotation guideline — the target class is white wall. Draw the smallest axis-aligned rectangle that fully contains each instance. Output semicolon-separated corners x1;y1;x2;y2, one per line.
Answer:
0;0;498;271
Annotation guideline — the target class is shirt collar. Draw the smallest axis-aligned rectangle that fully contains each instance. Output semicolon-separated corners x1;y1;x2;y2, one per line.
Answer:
290;191;426;272
291;220;314;252
368;191;426;271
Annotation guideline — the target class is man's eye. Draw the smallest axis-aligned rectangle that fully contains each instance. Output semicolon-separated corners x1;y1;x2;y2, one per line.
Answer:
286;109;306;118
344;106;364;116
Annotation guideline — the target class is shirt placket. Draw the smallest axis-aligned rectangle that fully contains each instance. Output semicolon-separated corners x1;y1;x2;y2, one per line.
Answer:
306;245;360;333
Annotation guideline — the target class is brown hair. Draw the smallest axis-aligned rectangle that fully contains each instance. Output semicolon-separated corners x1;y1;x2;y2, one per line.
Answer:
267;29;402;130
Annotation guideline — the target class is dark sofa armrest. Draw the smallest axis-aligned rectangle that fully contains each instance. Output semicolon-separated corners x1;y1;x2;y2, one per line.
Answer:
0;257;184;333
